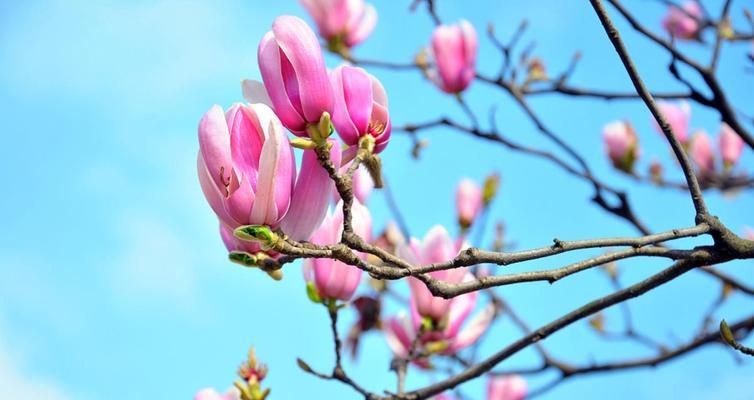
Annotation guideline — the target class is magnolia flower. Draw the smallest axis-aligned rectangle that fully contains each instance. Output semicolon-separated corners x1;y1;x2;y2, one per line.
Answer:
653;101;691;144
330;65;391;153
456;178;483;230
304;200;372;301
430;20;478;93
487;375;528;400
300;0;377;49
194;388;239;400
197;104;340;253
718;123;744;170
384;280;495;363
662;1;703;40
690;130;715;176
398;225;466;321
602;120;639;173
334;163;374;204
258;16;333;136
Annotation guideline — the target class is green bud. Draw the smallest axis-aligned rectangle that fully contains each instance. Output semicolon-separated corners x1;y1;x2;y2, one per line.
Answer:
234;225;279;248
306;282;322;304
425;340;449;353
229;251;258;267
420;316;434;333
317;111;332;140
296;357;314;373
482;172;501;205
720;319;736;347
290;137;318;150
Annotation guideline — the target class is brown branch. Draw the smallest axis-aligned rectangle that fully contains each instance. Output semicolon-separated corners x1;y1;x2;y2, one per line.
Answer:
591;0;709;219
397;253;718;399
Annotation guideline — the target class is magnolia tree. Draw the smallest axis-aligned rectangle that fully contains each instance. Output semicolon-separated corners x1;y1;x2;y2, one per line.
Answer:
193;0;754;399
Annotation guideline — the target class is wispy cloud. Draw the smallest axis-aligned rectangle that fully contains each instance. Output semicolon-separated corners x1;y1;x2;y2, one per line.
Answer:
0;309;73;400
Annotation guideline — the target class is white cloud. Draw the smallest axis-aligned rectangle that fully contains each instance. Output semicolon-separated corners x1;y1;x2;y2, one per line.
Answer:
0;310;72;400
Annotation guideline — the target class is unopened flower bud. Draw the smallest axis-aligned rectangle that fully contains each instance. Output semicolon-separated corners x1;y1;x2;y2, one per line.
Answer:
526;57;547;83
482;172;501;206
649;159;664;184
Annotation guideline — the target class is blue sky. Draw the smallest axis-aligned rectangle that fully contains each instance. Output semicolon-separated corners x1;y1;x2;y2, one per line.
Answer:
0;0;752;399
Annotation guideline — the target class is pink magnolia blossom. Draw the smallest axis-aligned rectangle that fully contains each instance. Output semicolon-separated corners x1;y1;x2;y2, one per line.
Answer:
258;16;333;136
602;120;640;172
431;20;478;93
334;163;374;204
384;279;495;363
398;225;467;320
690;130;715;176
718;123;744;170
653;101;691;144
300;0;377;48
487;375;528;400
197;104;341;253
330;65;391;153
456;178;483;229
662;1;703;40
352;164;374;203
194;388;239;400
303;199;372;301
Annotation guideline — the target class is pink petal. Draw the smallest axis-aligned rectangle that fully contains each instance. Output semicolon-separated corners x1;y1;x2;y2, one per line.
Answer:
198;105;235;191
272;16;333;123
444;278;478;338
448;303;495;352
258;31;307;134
690;130;715;175
384;313;414;358
279;140;342;241
719;123;744;166
228;103;264;186
330;66;361;145
421;225;457;265
223;173;255;226
346;2;377;47
341;66;373;138
197;153;236;227
241;79;273;108
248;106;295;226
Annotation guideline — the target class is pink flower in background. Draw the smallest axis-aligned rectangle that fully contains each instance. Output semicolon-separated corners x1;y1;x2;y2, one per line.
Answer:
487;375;528;400
332;163;374;204
456;178;483;230
258;16;333;135
304;200;372;301
384;280;495;362
300;0;377;48
653;101;691;144
352;164;374;203
431;20;478;93
718;123;744;170
662;1;703;40
197;104;340;250
398;225;467;320
330;65;391;153
194;388;239;400
602;120;639;172
744;226;754;241
690;130;715;176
